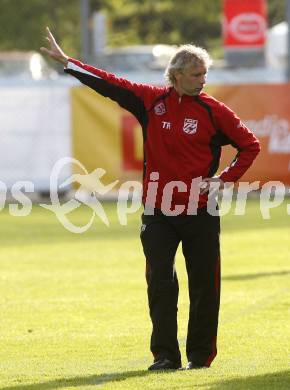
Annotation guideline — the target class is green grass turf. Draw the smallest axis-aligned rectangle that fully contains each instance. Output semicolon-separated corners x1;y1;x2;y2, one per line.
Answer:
0;199;289;389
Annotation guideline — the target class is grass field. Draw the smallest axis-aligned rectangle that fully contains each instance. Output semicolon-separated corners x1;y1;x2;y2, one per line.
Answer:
0;199;289;389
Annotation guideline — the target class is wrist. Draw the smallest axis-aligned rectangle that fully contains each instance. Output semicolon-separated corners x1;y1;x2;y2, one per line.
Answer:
61;55;68;67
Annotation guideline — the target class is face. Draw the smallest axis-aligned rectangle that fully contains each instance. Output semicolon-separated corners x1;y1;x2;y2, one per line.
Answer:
175;63;207;96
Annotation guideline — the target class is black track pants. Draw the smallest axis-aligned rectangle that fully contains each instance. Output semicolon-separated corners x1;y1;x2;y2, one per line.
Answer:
140;208;221;366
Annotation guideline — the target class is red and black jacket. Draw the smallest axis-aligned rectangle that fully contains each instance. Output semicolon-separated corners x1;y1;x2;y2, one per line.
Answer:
64;58;260;210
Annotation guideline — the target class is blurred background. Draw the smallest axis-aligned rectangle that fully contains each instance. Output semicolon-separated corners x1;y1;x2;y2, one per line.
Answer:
0;0;289;198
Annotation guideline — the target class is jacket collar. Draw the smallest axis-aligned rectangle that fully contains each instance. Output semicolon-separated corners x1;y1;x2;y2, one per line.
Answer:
171;87;199;102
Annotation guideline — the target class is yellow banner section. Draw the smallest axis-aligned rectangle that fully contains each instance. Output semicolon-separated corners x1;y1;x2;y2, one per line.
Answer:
71;86;143;187
71;84;290;187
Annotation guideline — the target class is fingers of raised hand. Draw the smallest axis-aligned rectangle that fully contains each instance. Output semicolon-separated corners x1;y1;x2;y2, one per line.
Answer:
46;26;52;36
46;27;56;42
40;47;51;55
45;37;51;43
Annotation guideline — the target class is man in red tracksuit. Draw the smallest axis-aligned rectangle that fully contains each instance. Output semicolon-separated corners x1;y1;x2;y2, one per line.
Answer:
41;27;260;371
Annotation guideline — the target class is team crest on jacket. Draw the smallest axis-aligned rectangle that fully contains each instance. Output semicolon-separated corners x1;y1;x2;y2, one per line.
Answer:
183;118;198;134
154;102;166;115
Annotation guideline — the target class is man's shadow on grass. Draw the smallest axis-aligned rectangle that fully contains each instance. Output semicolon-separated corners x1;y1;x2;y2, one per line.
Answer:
0;370;150;390
1;369;290;390
222;269;290;281
200;369;290;390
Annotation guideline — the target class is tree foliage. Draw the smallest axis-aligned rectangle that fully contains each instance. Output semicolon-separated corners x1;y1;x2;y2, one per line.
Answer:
0;0;287;59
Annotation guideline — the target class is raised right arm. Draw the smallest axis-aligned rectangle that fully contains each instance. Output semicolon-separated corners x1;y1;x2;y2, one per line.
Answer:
40;27;164;121
64;57;163;119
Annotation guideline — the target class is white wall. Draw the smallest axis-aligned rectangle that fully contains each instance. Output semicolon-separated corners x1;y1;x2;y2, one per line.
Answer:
0;84;72;190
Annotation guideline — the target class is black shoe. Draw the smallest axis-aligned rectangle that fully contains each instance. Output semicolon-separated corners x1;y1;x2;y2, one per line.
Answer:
185;361;207;370
148;358;181;371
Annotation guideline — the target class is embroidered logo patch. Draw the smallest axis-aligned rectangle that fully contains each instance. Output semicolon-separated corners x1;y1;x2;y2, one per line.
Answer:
154;102;166;115
183;118;198;134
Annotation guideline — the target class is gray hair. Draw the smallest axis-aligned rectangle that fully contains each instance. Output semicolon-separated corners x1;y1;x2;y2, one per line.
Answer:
164;44;213;86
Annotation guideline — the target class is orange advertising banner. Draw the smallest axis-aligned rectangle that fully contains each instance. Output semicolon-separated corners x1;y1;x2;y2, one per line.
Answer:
207;83;290;185
71;83;290;188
